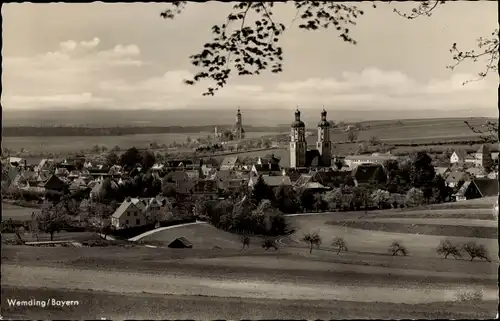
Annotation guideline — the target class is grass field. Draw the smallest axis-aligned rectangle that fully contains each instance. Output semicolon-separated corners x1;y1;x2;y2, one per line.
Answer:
1;197;498;319
1;203;40;221
2;132;280;154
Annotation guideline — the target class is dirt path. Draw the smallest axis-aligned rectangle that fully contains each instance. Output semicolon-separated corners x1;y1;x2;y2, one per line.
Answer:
2;264;498;304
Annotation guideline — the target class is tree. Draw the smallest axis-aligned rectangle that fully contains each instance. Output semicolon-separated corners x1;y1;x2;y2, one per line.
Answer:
120;147;142;170
37;202;70;241
371;189;391;209
405;187;424;208
161;2;496;97
352;185;372;213
250;175;274;206
410;152;436;192
462;242;490;262
302;232;322;254
389;241;409;256
321;188;343;211
347;130;359;143
436;239;462;260
106;152;119;167
332;237;348;255
81;201;114;239
299;190;315;212
141;150;156;170
274;184;300;214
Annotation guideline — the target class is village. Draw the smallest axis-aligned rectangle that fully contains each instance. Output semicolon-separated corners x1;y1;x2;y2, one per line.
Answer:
1;108;498;242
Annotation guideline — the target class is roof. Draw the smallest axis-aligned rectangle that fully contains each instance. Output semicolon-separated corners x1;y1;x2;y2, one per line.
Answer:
445;171;470;184
220;156;240;169
476;144;491;154
112;200;140;219
312;170;350;185
453;181;471;197
285;171;303;183
168;237;193;248
252;163;281;175
39;174;68;189
351;164;387;184
249;175;292;187
452;150;472;160
301;182;327;190
473;178;499;197
434;166;449;176
465;167;486;177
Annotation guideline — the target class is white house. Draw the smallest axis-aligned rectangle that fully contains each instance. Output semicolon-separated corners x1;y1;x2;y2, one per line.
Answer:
344;154;399;169
111;198;148;229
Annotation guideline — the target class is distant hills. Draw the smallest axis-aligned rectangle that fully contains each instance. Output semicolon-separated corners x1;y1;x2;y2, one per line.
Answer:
2;107;495;127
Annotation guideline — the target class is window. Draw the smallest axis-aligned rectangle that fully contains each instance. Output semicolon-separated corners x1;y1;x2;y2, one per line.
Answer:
127;213;130;217
134;212;137;217
136;219;140;225
125;220;129;224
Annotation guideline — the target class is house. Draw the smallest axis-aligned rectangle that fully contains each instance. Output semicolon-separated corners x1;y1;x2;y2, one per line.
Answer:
450;150;475;165
248;175;292;189
168;237;193;248
434;166;450;177
344;154;399;169
293;175;329;193
453;178;499;201
7;157;23;166
465;167;487;178
445;171;470;188
39;174;69;194
220;156;241;171
351;164;387;186
111;198;148;229
475;144;493;168
192;179;218;195
310;169;353;188
201;164;217;179
69;178;89;193
250;163;282;177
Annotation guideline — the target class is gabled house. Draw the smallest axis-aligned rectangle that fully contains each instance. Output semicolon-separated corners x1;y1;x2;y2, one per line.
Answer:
445;171;470;188
450;150;475;165
39;174;69;194
248;175;292;189
111;198;147;229
310;169;353;188
89;179;118;200
434;166;450;177
192;179;218;195
453;178;499;201
250;163;282;176
344;154;399;169
465;167;487;178
220;156;241;171
475;144;493;168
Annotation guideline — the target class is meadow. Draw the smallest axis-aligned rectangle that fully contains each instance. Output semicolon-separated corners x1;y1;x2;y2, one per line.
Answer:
2;132;281;154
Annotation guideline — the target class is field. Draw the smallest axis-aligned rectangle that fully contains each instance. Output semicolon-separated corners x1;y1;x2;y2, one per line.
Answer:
1;203;39;221
1;197;498;319
2;132;280;154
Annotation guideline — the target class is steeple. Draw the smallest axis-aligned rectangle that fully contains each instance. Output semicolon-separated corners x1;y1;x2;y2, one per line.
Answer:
292;107;305;128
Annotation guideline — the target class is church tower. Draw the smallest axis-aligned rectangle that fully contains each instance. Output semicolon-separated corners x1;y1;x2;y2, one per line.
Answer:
232;107;245;140
290;108;307;168
316;108;331;167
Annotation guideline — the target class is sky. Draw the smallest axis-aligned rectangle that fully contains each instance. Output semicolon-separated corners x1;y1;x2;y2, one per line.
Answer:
1;1;498;113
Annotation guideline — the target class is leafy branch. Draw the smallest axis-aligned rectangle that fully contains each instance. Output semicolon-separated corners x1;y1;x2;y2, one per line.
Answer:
448;30;499;84
464;120;499;144
392;0;446;19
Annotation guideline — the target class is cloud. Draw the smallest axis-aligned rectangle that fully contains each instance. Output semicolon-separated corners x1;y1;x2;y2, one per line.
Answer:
2;38;495;113
3;93;114;109
2;37;144;109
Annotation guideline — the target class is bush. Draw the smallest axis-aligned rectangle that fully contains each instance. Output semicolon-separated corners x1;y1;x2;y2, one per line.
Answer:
436;239;462;259
262;239;278;251
332;237;348;255
389;241;408;256
462;242;490;262
455;289;484;302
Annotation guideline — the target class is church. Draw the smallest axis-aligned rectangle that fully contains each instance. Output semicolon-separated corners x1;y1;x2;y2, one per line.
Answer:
214;108;245;141
290;108;332;168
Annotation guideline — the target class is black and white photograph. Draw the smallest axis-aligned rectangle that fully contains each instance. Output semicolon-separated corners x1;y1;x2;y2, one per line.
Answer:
1;1;499;319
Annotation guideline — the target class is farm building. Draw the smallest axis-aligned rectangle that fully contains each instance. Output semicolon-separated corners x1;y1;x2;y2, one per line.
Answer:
168;237;193;248
453;178;499;201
